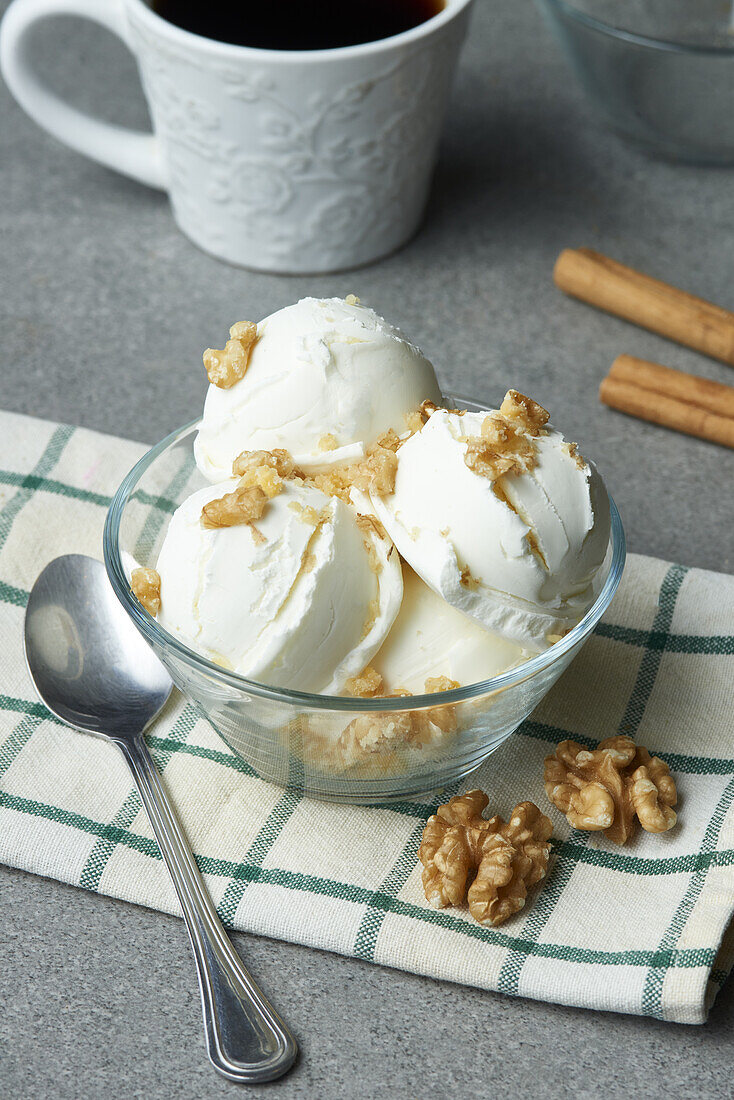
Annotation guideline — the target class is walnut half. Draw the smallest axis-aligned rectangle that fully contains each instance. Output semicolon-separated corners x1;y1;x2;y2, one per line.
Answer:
419;791;552;926
544;735;677;845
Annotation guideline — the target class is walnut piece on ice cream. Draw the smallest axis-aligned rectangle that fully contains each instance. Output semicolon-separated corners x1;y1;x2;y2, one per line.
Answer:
350;441;398;497
544;735;677;845
232;447;294;481
464;389;551;483
344;666;384;698
200;483;268;531
202;448;301;533
130;567;161;616
337;675;463;765
203;321;258;388
419;791;552;926
500;389;550;435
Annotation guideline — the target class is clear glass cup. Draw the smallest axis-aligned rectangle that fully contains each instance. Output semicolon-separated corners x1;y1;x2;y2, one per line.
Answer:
103;397;626;804
537;0;734;164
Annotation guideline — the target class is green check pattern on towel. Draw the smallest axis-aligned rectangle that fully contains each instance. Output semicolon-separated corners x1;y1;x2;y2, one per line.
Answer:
1;409;733;1025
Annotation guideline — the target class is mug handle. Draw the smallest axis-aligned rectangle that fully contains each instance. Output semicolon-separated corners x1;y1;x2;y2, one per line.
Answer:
0;0;166;189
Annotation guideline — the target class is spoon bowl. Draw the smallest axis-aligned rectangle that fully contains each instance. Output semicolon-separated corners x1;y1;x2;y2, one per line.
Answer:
24;553;172;738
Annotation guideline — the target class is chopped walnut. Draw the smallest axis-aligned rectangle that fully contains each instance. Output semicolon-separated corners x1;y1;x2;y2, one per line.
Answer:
404;399;441;435
355;513;388;541
318;433;340;452
464;439;519;482
373;428;402;454
130;567;161;616
203;321;258;388
338;710;415;759
425;675;460;694
419;792;552;926
299;551;316;573
544;735;677;845
298;425;402;504
355;513;388;575
350;443;398;497
561;440;587;471
404;408;427;435
344;666;384;698
231;449;294;501
359;596;380;640
292;673;465;777
459;565;479;590
201;483;268;530
364;541;382;575
500;389;550;435
337;675;462;763
238;466;281;499
232;448;294;480
464;389;550;484
288;500;322;526
205;450;300;532
301;466;355;504
345;293;361;306
414;676;461;737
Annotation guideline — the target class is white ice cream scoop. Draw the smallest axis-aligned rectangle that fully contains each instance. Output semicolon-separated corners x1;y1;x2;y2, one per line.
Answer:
156;478;402;694
371;565;530;694
369;403;611;651
194;296;441;482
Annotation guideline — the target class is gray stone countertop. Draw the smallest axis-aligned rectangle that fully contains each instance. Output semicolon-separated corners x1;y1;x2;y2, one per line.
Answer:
1;0;732;1096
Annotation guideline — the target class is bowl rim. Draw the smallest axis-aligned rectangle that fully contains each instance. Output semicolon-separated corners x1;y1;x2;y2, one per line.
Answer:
104;412;626;712
543;0;734;56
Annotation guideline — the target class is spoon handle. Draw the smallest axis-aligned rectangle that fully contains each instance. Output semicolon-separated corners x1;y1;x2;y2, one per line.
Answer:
118;734;297;1083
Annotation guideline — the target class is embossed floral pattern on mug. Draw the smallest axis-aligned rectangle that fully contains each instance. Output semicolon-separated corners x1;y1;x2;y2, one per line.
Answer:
126;6;471;270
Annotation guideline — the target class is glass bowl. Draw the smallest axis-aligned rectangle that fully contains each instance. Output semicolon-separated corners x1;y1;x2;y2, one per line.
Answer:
103;397;626;803
537;0;734;164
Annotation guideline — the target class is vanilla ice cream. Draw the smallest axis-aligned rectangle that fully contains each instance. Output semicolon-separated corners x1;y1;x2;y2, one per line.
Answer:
368;395;610;651
194;296;441;482
371;566;529;694
156;478;402;694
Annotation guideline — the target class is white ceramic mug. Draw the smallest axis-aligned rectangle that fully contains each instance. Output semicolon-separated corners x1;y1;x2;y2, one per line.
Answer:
0;0;473;272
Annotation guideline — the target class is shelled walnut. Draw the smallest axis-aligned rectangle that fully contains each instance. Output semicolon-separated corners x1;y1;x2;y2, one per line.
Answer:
336;676;462;764
419;791;553;927
344;666;384;698
544;735;677;845
130;567;161;616
232;448;294;485
464;389;551;483
200;483;268;531
203;321;258;388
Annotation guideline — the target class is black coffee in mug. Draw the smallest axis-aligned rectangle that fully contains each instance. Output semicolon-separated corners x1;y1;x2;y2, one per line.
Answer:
150;0;446;50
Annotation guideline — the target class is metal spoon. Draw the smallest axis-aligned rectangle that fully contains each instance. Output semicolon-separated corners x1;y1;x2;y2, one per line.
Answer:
24;554;297;1083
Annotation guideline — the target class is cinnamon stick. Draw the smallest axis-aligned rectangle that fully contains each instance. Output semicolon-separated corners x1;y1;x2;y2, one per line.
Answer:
609;355;734;420
554;249;734;366
599;375;734;449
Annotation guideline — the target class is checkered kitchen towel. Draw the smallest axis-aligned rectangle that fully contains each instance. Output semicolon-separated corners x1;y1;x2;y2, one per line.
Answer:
1;409;733;1024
